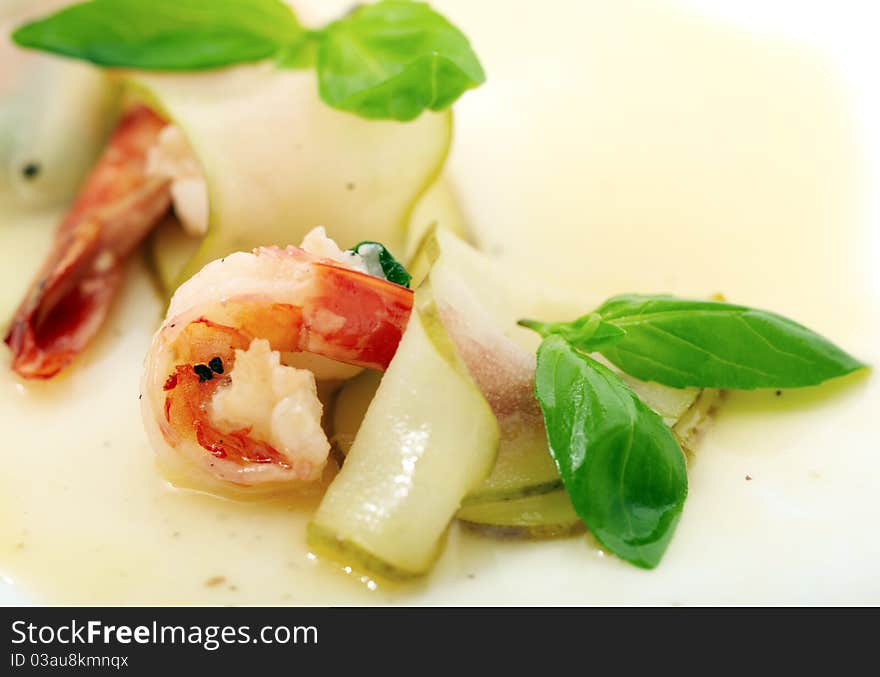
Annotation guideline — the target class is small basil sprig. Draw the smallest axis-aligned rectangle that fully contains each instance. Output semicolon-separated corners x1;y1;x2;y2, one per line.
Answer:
522;295;866;389
523;294;866;569
349;241;412;288
535;336;688;569
318;1;485;121
11;0;485;122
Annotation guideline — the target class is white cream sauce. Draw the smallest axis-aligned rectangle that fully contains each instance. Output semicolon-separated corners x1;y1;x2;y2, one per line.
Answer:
1;0;879;603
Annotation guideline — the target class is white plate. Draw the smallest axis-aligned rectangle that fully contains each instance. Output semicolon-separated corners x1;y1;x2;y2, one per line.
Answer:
1;0;878;604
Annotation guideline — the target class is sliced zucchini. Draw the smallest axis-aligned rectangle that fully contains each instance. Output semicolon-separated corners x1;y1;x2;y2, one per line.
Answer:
403;176;469;262
461;382;717;506
463;416;560;504
409;228;565;504
148;173;466;298
457;386;722;536
308;282;499;579
1;61;118;212
408;225;574;349
457;490;583;539
409;227;724;505
127;68;451;291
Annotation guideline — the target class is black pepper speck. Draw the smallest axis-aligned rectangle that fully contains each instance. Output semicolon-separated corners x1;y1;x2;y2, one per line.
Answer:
193;364;214;382
22;162;41;180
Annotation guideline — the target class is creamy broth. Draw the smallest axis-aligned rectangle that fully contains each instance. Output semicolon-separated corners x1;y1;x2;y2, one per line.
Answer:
1;0;878;603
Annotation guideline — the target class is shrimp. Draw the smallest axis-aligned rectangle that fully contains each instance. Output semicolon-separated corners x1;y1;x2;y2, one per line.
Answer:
141;229;413;489
4;105;171;379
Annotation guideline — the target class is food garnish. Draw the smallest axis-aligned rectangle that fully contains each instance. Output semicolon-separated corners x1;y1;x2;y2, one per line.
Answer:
521;295;866;389
12;0;485;121
520;298;867;568
348;241;413;288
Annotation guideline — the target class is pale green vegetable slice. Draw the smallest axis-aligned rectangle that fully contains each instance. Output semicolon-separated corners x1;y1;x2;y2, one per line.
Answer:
403;176;469;262
408;227;722;504
457;490;582;539
126;67;451;290
463;417;560;504
408;228;572;504
463;380;719;505
618;372;702;427
308;282;499;579
456;388;723;536
148;174;466;297
1;60;117;212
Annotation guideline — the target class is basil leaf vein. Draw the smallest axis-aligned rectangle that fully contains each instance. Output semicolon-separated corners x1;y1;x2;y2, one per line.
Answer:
535;335;688;569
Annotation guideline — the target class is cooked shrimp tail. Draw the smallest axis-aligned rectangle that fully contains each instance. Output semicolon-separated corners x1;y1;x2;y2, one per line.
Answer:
142;231;414;489
4;105;171;379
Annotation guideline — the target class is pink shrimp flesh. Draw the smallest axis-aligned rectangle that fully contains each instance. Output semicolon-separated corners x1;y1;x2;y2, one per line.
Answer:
143;245;414;487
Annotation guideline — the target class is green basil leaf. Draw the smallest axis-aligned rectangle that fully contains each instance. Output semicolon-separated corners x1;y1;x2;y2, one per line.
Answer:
12;0;303;71
317;0;486;121
535;335;687;569
351;241;412;288
519;313;626;351
275;30;321;69
593;295;867;389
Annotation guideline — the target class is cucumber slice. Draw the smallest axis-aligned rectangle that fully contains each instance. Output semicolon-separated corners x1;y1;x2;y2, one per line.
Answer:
308;282;499;579
148;174;466;299
457;387;722;536
403;176;469;263
457;490;583;539
127;68;451;291
410;228;722;505
411;229;563;504
463;418;560;504
0;61;118;212
462;381;715;506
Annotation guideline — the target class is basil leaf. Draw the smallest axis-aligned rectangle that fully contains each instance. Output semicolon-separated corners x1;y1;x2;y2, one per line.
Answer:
12;0;303;71
275;30;321;69
593;295;867;389
535;336;687;569
12;0;487;122
519;314;625;352
352;241;412;288
317;0;486;121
